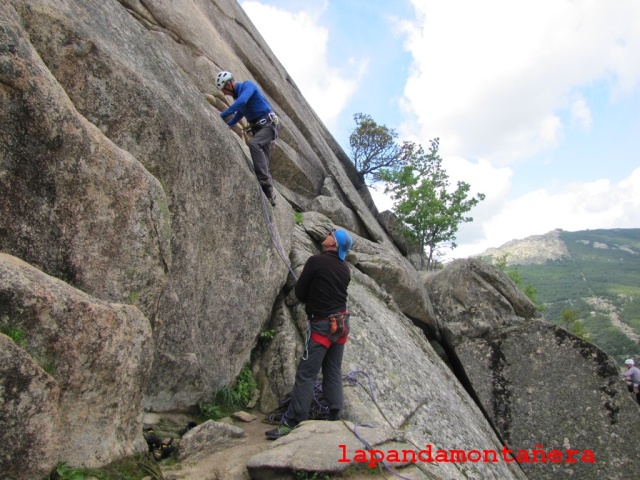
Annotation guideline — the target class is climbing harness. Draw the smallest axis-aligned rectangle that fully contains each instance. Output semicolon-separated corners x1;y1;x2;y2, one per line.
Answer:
250;111;279;130
245;112;280;146
143;427;175;461
142;421;197;462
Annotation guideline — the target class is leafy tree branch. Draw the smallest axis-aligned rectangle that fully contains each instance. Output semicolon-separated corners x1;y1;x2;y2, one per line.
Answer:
379;138;485;270
349;113;413;187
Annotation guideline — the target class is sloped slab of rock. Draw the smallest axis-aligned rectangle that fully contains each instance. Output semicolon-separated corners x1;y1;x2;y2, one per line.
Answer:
426;258;640;479
246;420;394;478
457;320;640;480
175;420;246;461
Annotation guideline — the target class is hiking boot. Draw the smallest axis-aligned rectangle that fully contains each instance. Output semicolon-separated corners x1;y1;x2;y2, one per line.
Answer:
265;421;294;440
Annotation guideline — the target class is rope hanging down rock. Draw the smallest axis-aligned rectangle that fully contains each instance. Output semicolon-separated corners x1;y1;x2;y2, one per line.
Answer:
258;186;298;281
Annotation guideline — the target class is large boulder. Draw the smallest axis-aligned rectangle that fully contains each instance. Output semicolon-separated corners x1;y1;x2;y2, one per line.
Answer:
0;334;60;480
0;254;153;478
425;258;640;480
252;229;527;480
2;0;297;410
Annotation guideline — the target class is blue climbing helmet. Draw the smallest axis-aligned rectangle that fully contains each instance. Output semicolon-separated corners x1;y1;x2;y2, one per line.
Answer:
333;229;353;261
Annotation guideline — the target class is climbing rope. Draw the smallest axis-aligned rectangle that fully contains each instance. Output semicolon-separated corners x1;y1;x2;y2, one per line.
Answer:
258;186;298;281
344;370;395;427
343;371;414;480
265;379;331;424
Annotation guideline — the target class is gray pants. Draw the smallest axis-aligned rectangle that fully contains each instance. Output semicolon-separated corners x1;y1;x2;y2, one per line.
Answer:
248;124;277;198
285;339;345;424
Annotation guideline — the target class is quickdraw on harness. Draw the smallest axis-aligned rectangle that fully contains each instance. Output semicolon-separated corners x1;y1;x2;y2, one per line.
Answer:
299;311;349;360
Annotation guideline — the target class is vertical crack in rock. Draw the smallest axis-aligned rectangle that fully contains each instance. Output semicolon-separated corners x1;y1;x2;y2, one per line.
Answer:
488;337;512;445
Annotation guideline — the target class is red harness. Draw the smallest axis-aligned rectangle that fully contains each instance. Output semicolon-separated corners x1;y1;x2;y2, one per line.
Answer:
310;311;349;348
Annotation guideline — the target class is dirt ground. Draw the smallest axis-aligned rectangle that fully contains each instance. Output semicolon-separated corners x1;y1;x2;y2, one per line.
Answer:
149;412;402;480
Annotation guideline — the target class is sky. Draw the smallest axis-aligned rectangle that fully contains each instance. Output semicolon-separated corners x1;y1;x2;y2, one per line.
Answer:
240;0;640;260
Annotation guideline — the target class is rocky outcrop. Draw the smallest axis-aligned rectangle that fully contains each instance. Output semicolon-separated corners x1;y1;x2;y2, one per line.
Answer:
425;258;640;480
0;254;152;478
0;334;60;480
477;229;570;266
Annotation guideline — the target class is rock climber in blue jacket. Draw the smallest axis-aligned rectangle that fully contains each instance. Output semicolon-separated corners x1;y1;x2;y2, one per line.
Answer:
216;71;279;206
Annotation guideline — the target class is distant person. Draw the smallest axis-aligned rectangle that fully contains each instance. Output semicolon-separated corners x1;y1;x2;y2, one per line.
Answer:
622;359;640;405
215;71;279;206
265;228;353;440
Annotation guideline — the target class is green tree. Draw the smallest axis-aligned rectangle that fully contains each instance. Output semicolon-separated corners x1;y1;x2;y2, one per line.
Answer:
380;138;485;270
561;308;590;341
349;113;412;187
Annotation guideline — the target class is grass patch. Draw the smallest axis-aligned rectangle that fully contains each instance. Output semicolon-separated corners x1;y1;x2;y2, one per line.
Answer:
48;454;164;480
200;364;257;420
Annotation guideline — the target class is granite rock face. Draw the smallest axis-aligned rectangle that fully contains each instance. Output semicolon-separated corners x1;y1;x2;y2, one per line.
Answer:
2;0;639;478
0;254;153;478
425;258;640;480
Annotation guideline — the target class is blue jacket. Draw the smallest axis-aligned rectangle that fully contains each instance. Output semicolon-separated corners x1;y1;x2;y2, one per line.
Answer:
220;81;273;126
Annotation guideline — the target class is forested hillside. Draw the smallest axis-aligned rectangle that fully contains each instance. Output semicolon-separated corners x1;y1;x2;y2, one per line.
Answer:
479;228;640;364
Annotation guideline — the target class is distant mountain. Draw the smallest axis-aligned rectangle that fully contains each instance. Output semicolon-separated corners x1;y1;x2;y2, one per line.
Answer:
475;228;640;363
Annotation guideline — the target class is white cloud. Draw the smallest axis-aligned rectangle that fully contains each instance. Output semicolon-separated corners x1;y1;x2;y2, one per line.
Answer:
570;97;592;130
241;1;367;130
237;1;640;261
399;0;640;164
449;166;640;260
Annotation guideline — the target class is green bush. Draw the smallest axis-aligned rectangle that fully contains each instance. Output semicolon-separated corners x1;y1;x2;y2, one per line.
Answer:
200;364;257;420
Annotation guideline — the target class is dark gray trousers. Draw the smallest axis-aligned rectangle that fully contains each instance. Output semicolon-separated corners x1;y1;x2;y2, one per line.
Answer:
285;339;345;424
248;124;277;197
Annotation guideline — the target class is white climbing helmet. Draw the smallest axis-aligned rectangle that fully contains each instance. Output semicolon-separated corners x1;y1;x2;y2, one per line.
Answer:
625;359;635;366
215;71;234;90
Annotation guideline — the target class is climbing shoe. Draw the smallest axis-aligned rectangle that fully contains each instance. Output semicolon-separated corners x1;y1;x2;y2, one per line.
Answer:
269;193;277;207
178;421;197;437
265;421;295;440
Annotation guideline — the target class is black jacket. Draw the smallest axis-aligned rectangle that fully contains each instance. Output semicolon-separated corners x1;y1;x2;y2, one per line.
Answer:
295;250;350;318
